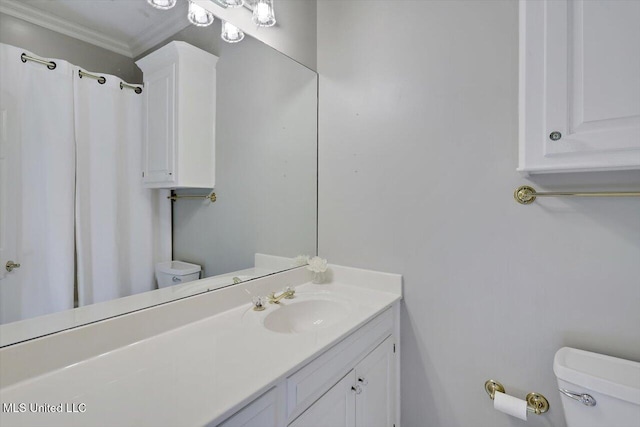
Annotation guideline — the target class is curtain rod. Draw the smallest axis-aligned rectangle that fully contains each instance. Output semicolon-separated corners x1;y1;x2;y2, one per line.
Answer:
20;53;142;94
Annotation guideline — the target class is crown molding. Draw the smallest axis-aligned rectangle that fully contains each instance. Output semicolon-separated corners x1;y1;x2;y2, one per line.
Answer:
0;0;133;57
0;0;193;59
129;11;191;59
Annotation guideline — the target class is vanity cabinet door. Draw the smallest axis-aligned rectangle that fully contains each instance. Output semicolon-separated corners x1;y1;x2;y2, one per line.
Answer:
355;336;396;427
519;0;640;173
289;371;356;427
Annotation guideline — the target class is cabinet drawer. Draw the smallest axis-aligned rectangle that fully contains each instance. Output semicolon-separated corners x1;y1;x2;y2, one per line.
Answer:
286;308;393;420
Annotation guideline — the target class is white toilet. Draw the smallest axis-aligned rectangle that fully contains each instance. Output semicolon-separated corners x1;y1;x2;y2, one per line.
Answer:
554;347;640;427
155;261;202;288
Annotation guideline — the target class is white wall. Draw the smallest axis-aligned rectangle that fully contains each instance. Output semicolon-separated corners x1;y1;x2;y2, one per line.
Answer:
195;0;317;70
317;1;640;426
171;30;317;278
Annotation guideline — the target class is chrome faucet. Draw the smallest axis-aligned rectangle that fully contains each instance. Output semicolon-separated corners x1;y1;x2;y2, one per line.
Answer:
268;286;295;304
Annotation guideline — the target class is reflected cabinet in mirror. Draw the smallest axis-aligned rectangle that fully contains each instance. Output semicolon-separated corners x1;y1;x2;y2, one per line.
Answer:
0;0;317;347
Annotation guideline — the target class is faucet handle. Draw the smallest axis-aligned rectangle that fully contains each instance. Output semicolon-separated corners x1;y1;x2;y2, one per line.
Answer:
283;286;295;299
252;296;267;311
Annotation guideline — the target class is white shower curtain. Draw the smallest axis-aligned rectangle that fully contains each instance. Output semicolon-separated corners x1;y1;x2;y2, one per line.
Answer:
74;70;171;306
0;42;171;322
0;44;75;323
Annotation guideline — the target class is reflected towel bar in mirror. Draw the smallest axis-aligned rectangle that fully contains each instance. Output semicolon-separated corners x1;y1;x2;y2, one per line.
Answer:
168;193;217;203
514;186;640;205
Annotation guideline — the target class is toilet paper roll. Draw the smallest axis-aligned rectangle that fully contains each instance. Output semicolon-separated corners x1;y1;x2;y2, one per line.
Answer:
494;391;528;421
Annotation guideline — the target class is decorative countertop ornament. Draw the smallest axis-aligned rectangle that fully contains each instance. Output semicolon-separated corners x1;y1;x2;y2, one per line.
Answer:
306;256;328;284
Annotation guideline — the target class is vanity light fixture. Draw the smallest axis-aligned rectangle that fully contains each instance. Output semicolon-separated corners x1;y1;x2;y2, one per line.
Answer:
221;21;245;43
147;0;276;43
147;0;177;10
222;0;245;8
188;1;215;27
252;0;276;27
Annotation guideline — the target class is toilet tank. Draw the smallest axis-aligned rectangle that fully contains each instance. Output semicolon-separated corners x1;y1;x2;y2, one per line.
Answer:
155;261;201;288
554;347;640;427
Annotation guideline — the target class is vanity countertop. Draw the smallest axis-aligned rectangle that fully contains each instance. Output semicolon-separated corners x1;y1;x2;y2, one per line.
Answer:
0;272;401;427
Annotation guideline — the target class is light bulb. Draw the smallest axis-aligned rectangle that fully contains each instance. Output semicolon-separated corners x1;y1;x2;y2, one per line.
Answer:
221;21;245;43
147;0;177;10
252;0;276;27
188;1;215;27
223;0;244;7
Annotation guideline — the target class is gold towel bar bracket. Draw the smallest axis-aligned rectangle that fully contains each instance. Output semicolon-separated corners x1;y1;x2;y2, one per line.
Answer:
514;185;640;205
168;193;217;203
485;380;549;415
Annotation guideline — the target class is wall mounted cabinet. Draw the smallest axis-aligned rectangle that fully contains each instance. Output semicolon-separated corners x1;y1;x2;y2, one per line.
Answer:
519;0;640;174
136;41;218;188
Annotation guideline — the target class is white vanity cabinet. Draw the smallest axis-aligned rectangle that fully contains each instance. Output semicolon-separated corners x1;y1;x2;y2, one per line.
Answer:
291;336;396;427
136;41;218;189
217;306;399;427
519;0;640;174
217;387;284;427
353;336;396;427
289;371;356;427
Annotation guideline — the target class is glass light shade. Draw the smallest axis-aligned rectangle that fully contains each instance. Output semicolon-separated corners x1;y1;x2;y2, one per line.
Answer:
252;0;276;27
221;21;245;43
147;0;177;10
223;0;245;7
188;1;215;27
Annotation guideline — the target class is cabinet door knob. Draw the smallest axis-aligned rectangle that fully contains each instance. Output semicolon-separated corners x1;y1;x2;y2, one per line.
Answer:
6;261;20;272
351;385;362;394
358;377;368;386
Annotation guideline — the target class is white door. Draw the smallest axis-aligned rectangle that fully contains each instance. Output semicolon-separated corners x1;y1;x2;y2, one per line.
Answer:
0;107;17;285
355;336;396;427
519;0;640;173
0;44;76;323
290;371;356;427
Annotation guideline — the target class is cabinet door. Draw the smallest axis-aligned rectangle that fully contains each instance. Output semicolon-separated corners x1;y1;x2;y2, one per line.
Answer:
142;63;176;187
519;0;640;173
289;371;356;427
355;336;396;427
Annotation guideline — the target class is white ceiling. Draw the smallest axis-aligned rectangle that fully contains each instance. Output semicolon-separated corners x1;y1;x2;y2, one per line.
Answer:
0;0;194;58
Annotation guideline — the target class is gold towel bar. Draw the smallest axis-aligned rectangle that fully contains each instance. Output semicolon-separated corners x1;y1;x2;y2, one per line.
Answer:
168;193;217;203
515;186;640;205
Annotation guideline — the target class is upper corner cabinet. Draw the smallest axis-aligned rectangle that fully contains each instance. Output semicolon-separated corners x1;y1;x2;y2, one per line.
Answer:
136;41;218;189
518;0;640;174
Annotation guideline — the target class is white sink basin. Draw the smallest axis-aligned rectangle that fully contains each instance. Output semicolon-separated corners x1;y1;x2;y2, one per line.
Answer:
263;299;350;334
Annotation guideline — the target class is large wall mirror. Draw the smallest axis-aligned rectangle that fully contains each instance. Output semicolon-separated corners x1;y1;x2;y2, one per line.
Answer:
0;0;317;346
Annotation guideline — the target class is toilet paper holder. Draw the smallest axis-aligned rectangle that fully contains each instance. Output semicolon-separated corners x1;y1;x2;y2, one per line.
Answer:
485;380;550;415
